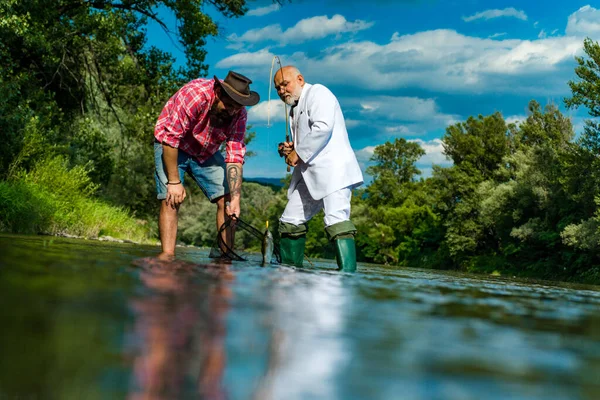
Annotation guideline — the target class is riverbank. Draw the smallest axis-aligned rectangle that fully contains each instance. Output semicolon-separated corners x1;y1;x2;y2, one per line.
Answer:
2;163;599;286
0;157;155;244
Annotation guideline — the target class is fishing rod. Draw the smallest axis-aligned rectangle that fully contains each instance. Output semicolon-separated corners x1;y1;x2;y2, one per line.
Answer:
268;55;291;173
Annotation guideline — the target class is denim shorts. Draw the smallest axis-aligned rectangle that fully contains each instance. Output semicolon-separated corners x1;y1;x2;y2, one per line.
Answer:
154;141;229;202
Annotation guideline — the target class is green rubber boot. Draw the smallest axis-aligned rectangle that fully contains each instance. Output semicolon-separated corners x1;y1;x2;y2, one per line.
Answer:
326;220;358;273
279;235;306;268
334;237;357;272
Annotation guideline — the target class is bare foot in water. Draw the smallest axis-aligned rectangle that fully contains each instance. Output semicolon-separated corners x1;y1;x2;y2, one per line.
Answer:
157;252;176;262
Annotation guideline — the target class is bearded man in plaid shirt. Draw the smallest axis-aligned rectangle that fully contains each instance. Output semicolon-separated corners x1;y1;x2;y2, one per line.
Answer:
153;71;260;259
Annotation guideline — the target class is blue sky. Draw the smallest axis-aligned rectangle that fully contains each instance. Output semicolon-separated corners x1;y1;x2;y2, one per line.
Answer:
147;1;600;180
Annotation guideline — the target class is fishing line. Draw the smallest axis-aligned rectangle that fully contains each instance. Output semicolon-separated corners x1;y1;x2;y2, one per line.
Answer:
214;217;315;268
213;216;280;263
268;55;291;173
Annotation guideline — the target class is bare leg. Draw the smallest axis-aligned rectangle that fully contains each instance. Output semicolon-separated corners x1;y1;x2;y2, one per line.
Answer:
215;196;235;253
159;200;180;260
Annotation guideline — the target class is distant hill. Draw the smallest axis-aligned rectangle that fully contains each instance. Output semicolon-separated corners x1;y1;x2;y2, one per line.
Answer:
245;177;286;188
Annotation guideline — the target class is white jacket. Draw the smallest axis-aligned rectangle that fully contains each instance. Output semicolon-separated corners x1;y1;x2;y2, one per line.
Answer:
289;83;363;200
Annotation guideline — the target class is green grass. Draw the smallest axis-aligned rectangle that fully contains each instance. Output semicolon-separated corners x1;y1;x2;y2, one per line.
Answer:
0;156;154;243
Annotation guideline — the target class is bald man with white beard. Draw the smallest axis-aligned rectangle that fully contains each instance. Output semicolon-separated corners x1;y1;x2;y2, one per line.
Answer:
273;66;363;272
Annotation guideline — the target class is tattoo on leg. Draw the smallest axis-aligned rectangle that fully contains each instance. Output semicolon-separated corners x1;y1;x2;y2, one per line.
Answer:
227;164;242;197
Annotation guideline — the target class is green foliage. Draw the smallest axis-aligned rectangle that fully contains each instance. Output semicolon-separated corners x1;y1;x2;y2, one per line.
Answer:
0;0;248;118
69;118;115;187
0;181;54;233
565;38;600;117
103;143;157;217
0;155;151;242
515;101;574;148
305;211;335;259
354;198;441;266
443;112;509;180
4;15;600;285
350;68;600;283
354;139;441;266
366;138;425;207
559;37;600;278
0;0;260;219
367;138;425;183
25;156;99;199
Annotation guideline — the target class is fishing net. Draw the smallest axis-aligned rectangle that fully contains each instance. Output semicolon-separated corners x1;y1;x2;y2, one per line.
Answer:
209;217;281;264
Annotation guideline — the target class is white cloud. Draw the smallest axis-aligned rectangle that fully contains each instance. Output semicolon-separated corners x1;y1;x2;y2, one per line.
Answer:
483;37;580;74
360;103;377;112
228;25;281;44
247;4;280;17
343;96;460;139
505;114;527;125
409;139;452;166
355;145;376;175
360;96;440;121
216;48;276;69
355;96;459;127
538;29;547;39
354;140;452;179
489;32;507;39
345;119;361;129
355;146;376;163
220;28;582;95
227;15;373;46
463;8;527;22
566;5;600;37
247;100;287;125
385;125;411;134
283;14;373;43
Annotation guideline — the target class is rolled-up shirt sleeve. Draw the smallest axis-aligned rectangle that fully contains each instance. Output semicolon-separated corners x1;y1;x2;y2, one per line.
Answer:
225;110;247;164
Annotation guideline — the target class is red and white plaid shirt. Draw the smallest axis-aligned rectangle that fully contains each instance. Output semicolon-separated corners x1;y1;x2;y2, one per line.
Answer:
154;78;247;164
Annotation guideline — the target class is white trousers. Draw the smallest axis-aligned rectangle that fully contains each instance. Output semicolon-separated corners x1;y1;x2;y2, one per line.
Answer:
280;178;352;228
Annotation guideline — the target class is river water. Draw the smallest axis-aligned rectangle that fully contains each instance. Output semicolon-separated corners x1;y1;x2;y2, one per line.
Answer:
1;233;599;400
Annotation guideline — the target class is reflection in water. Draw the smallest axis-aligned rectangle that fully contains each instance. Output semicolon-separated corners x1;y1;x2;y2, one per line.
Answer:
2;234;600;400
128;257;234;400
264;273;349;400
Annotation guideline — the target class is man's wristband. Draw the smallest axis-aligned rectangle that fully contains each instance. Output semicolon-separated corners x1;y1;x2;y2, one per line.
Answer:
166;181;181;185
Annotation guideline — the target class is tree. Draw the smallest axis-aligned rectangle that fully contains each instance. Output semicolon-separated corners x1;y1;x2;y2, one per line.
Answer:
431;114;512;265
560;37;600;269
366;138;425;207
352;139;445;266
443;112;509;180
1;0;275;217
2;0;249;109
563;37;600;218
516;101;574;149
565;38;600;117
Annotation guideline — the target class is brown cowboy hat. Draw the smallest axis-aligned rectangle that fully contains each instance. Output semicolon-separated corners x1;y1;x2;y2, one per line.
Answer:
214;71;260;106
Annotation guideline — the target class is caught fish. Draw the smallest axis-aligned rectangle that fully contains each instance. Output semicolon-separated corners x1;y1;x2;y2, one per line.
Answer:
261;221;274;266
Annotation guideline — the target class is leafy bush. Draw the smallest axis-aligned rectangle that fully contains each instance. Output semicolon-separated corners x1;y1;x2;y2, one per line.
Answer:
0;155;152;242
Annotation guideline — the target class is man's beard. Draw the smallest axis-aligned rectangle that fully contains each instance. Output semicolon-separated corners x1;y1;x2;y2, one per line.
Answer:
209;109;233;128
283;87;302;106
